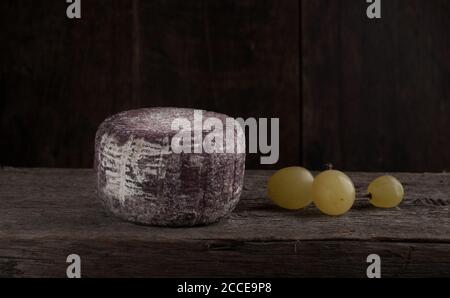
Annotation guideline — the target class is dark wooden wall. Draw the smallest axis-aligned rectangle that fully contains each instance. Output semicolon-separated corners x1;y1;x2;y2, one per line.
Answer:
1;0;449;171
302;0;450;172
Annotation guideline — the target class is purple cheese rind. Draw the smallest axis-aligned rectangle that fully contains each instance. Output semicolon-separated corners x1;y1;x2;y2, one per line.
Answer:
95;107;246;227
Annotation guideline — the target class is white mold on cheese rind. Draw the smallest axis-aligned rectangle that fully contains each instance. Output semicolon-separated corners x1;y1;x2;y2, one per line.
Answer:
95;107;246;227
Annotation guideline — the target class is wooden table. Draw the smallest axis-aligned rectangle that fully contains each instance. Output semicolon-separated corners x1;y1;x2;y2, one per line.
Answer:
0;168;449;278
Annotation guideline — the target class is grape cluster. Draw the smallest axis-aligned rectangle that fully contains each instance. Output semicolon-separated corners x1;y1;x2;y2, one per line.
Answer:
268;167;404;216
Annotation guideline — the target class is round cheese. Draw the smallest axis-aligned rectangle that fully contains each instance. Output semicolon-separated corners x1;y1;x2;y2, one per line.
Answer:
94;108;246;226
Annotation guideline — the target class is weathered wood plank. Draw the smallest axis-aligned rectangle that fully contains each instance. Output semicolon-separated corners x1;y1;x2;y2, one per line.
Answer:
0;168;449;277
1;168;448;241
1;239;449;278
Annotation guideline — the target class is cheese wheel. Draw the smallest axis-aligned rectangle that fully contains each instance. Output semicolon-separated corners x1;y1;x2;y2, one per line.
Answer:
94;108;246;226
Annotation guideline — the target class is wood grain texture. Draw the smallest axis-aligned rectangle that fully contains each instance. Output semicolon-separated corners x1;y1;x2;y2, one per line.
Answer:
137;0;300;169
301;0;342;170
0;0;299;169
2;0;449;172
302;0;450;172
0;0;135;168
0;168;449;277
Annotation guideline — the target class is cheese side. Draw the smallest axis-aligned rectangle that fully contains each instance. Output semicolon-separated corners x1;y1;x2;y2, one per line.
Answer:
94;108;246;226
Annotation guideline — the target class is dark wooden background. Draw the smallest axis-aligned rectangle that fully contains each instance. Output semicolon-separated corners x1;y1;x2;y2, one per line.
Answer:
1;0;449;171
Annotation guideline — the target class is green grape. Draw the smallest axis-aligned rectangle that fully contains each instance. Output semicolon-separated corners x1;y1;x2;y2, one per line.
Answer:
368;175;404;208
312;170;355;216
267;167;314;210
